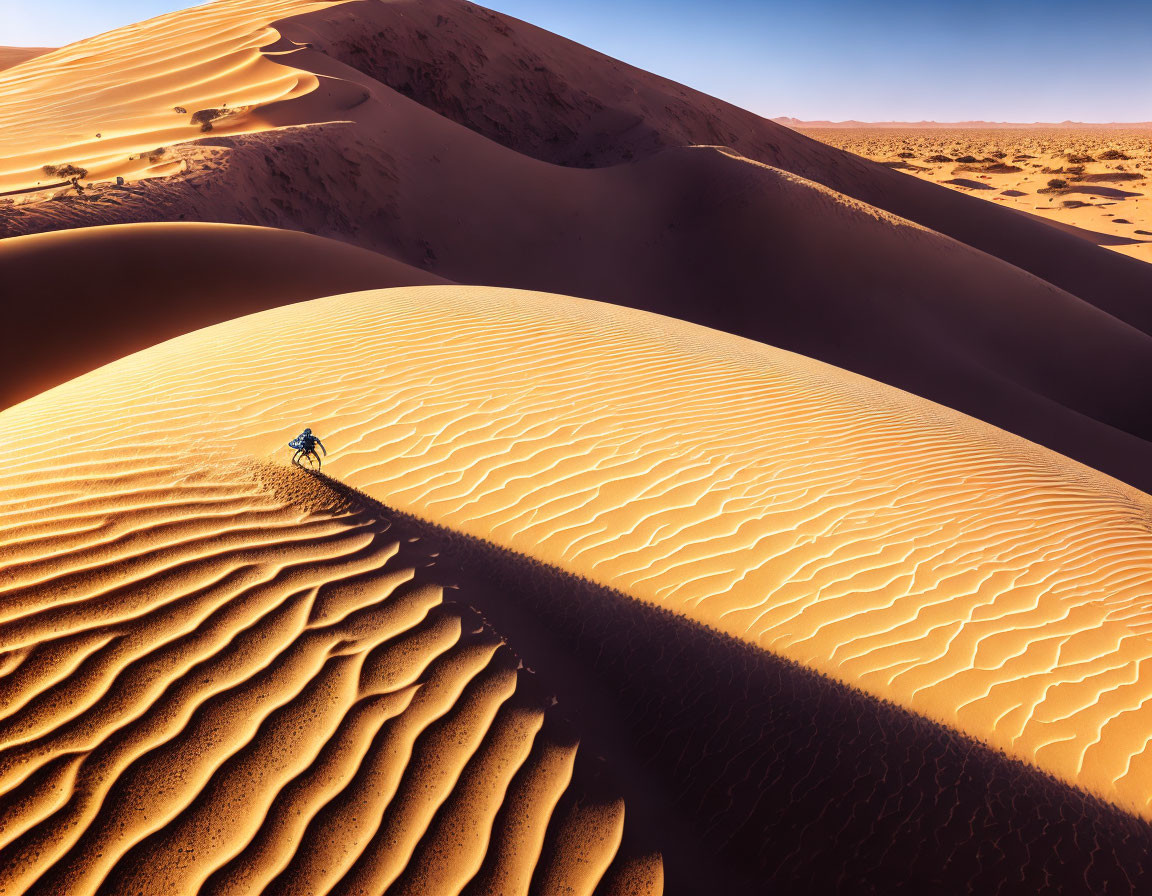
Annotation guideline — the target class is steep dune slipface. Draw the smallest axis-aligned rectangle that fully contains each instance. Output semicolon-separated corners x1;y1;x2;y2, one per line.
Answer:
0;222;446;409
4;0;1152;493
289;0;1152;325
6;286;1152;891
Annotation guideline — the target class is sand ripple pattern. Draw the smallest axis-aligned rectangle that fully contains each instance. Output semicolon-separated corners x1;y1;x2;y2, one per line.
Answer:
5;285;1152;820
0;458;659;896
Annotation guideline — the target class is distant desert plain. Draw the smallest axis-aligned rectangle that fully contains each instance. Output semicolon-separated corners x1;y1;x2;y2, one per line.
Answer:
781;120;1152;265
4;1;1152;894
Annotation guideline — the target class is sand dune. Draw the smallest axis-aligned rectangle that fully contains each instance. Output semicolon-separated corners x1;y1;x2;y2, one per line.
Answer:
0;222;445;409
9;284;1152;808
0;456;660;895
6;285;1152;891
8;2;1152;892
259;0;1152;322
0;0;344;195
0;48;53;73
4;0;1152;492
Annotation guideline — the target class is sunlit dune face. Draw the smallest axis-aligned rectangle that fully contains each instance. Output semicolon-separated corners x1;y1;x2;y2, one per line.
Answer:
0;456;660;894
7;285;1152;818
0;0;347;195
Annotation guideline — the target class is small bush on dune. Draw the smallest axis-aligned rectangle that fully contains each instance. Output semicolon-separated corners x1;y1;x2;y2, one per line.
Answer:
41;163;89;195
42;163;88;180
190;108;226;132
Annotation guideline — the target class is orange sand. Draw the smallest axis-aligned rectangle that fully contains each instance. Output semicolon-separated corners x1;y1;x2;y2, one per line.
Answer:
793;126;1152;265
7;285;1152;826
0;0;349;196
0;48;53;73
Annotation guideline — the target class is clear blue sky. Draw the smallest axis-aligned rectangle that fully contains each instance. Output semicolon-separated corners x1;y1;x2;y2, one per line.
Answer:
4;0;1151;121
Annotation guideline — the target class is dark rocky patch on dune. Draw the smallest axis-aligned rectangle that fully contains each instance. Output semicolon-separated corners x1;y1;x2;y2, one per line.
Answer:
1080;171;1146;182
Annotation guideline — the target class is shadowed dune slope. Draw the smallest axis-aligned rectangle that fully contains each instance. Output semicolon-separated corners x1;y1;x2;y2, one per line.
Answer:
8;284;1152;829
292;0;1152;324
4;0;1152;491
0;222;445;409
8;0;1150;322
346;475;1152;895
6;454;1152;895
0;48;53;73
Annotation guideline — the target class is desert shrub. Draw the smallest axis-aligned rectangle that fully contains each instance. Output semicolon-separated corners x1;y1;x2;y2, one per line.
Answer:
42;163;88;180
190;108;226;132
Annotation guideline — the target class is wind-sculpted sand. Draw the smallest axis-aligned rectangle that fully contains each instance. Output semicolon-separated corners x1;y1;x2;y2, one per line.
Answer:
6;1;1152;887
0;455;662;895
0;0;352;196
7;286;1152;891
6;0;1152;498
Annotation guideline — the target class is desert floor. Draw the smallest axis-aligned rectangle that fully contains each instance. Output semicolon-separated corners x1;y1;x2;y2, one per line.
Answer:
795;126;1152;264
